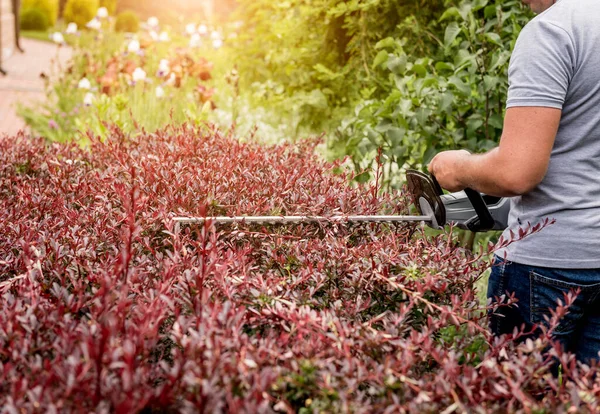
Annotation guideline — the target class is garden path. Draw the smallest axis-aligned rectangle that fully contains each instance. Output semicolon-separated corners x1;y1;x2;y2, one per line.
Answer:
0;38;72;137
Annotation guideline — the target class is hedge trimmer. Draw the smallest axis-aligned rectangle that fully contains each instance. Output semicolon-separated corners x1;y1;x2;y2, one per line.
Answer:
174;170;510;232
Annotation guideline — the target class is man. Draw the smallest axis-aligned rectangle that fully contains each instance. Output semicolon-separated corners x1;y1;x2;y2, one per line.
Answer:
428;0;600;364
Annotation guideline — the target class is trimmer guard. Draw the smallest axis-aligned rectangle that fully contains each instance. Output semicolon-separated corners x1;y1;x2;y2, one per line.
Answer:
406;170;445;230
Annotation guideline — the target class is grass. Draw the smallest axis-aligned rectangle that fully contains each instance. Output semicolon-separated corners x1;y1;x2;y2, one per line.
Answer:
21;30;53;43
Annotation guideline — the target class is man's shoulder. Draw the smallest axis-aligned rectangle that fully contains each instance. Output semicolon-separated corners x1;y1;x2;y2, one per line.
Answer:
526;0;600;37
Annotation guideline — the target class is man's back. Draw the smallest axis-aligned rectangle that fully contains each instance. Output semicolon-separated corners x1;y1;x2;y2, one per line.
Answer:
498;0;600;268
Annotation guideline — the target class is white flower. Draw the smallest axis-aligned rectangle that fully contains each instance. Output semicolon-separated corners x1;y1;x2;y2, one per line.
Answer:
210;30;220;40
86;18;102;31
189;33;202;48
197;24;208;35
83;93;95;106
97;7;109;18
185;23;197;35
158;31;170;42
212;38;223;49
51;32;65;44
78;77;91;90
147;16;159;28
149;31;159;41
155;86;165;98
157;59;170;77
65;23;78;34
127;39;140;53
159;59;170;70
132;67;147;83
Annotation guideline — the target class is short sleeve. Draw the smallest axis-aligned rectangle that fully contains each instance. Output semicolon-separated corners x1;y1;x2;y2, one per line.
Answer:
507;19;575;109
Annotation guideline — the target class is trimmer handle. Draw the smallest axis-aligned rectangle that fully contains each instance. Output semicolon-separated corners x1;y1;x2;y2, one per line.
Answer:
463;188;495;232
431;175;495;232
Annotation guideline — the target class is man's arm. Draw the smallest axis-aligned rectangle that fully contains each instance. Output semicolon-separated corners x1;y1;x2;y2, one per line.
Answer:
428;106;561;197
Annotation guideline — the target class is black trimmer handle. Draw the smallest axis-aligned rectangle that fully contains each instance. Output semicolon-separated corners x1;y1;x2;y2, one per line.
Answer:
463;188;495;232
431;174;495;232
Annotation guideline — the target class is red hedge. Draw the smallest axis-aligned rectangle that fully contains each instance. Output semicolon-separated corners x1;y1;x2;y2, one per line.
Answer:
0;126;598;412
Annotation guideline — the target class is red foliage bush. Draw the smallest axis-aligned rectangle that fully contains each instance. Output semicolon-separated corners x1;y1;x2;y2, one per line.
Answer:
1;126;599;412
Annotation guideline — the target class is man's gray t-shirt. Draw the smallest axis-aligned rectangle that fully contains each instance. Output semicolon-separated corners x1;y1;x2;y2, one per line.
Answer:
496;0;600;268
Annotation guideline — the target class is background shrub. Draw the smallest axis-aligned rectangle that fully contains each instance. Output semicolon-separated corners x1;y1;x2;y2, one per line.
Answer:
224;0;533;189
21;0;58;27
63;0;99;29
227;0;445;138
329;0;532;188
20;7;50;31
114;10;140;33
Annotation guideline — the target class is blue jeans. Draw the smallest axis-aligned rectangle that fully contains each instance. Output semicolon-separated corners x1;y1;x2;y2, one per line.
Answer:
488;256;600;364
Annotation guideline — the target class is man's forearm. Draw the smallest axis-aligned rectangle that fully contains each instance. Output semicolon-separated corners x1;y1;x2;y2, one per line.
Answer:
457;148;529;198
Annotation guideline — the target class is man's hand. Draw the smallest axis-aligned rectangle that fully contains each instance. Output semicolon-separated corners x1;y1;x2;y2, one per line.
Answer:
428;150;471;192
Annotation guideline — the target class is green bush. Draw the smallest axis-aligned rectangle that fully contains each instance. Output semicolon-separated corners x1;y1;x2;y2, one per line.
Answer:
114;10;140;33
20;7;50;31
63;0;99;29
329;0;533;188
99;0;116;15
227;0;446;142
21;0;59;26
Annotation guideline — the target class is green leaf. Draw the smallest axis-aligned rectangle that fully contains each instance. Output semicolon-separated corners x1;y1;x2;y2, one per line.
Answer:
435;62;454;72
416;108;431;127
439;6;460;22
354;171;371;183
488;113;504;129
458;3;473;20
480;139;498;151
372;50;389;69
375;37;396;49
411;64;427;78
472;0;489;12
397;99;413;117
444;22;462;48
393;145;408;159
366;127;381;145
423;146;438;165
466;116;484;134
448;76;471;96
375;119;393;133
454;49;476;69
483;75;500;91
489;50;511;71
484;5;497;19
440;92;454;112
416;77;438;95
387;54;408;75
484;32;502;46
313;63;344;80
386;127;406;146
